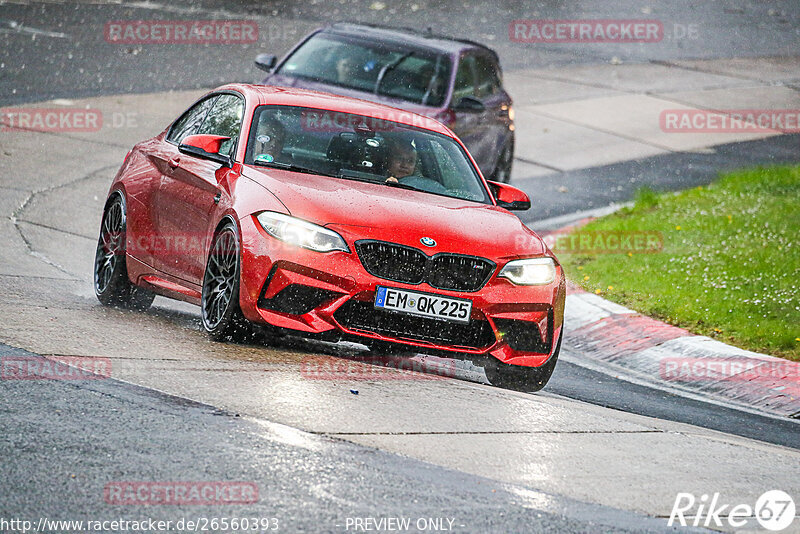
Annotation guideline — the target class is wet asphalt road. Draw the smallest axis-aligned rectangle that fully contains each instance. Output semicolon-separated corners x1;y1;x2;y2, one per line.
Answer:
0;345;691;533
2;0;800;106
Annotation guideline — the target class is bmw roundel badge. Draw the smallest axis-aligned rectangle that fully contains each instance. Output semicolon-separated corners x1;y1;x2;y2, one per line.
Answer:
420;237;436;247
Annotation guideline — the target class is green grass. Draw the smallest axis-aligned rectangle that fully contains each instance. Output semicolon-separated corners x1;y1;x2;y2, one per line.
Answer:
560;165;800;361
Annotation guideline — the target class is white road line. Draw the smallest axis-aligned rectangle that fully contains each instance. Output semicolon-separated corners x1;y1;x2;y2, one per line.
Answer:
0;19;69;38
559;348;800;426
526;202;631;231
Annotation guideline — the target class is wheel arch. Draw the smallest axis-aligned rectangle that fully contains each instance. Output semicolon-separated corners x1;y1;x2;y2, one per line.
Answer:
211;214;241;241
206;214;243;279
103;187;127;212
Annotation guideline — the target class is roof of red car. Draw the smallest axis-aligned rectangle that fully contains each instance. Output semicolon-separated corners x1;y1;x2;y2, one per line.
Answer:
217;83;454;137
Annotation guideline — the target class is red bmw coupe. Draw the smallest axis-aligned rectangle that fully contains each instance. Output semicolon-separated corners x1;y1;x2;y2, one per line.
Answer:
94;84;565;390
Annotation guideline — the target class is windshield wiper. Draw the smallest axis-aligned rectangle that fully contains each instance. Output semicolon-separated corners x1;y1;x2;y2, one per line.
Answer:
252;160;339;179
335;171;426;193
383;180;426;193
374;52;414;95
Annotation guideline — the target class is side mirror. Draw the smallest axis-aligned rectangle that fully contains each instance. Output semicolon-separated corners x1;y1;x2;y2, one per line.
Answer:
453;96;485;113
487;180;530;211
178;134;232;167
254;53;278;73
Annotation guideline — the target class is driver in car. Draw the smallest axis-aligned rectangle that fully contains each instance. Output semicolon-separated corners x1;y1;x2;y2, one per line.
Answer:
385;138;417;183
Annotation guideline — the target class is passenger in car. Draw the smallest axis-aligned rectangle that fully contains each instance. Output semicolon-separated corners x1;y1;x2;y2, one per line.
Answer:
385;138;417;183
336;56;361;84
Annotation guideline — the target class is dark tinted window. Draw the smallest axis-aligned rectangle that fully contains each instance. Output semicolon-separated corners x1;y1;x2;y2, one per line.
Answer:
277;34;451;107
166;96;217;144
195;94;245;156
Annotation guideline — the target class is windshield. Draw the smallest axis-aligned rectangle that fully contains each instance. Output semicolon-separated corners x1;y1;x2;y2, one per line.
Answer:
276;34;451;108
244;105;490;204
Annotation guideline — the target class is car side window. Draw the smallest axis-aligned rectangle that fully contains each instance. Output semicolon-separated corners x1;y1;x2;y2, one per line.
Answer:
475;56;502;98
452;55;476;103
166;96;218;144
195;94;245;156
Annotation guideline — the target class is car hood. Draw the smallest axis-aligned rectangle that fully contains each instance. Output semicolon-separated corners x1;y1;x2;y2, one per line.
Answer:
241;166;545;259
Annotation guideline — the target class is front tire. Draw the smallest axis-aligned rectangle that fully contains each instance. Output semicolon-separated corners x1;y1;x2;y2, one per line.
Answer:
201;223;252;341
485;331;562;392
94;194;155;311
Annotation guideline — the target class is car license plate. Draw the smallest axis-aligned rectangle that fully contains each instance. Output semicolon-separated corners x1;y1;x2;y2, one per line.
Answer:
374;286;471;324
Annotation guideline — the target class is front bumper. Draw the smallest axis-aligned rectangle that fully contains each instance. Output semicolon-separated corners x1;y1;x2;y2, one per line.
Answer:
238;215;565;367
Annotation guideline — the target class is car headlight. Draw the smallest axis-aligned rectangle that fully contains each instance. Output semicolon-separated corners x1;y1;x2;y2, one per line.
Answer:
256;212;349;253
498;257;556;285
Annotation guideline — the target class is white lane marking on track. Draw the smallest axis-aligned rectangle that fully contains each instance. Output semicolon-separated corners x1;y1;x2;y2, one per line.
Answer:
526;202;631;232
559;349;800;425
0;19;69;38
564;292;637;330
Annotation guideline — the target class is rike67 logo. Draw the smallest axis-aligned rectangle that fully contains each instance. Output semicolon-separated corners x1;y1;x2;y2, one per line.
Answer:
669;490;795;531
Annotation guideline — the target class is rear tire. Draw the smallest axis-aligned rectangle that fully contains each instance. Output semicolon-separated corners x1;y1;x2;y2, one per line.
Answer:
93;194;155;311
485;331;561;392
201;222;253;342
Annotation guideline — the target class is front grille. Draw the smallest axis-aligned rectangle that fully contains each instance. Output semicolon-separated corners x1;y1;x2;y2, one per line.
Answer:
428;254;496;292
334;299;496;350
355;240;495;292
355;241;427;284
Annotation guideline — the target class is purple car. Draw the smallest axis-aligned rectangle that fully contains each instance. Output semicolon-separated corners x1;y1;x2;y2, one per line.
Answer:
254;22;515;182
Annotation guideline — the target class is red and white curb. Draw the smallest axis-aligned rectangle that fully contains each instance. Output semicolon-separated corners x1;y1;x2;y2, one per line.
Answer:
562;285;800;419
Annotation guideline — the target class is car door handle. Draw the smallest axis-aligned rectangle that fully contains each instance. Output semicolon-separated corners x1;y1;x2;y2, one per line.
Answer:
168;156;181;169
